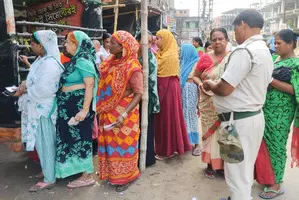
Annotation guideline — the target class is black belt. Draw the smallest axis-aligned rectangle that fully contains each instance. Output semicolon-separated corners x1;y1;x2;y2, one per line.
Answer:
218;110;261;122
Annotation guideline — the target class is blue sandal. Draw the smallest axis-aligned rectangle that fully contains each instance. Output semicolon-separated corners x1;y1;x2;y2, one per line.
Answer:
259;187;284;199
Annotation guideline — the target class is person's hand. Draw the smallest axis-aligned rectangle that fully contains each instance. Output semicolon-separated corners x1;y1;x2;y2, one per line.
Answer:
75;110;88;122
19;55;30;67
17;81;26;95
202;80;214;91
13;90;22;97
115;115;125;128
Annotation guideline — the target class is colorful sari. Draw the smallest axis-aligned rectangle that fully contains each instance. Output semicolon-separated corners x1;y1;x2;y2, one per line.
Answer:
55;31;98;178
180;44;199;145
255;57;299;185
97;31;142;185
196;53;229;170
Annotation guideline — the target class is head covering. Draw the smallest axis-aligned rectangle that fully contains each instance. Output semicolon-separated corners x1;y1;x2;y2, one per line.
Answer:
60;31;98;111
179;44;199;90
156;29;179;77
97;31;142;113
60;31;97;83
33;30;60;60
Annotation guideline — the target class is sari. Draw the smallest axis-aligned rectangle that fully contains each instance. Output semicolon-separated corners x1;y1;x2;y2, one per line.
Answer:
97;31;143;185
196;53;229;170
255;57;299;185
179;44;199;145
55;31;98;178
155;29;191;157
18;30;64;183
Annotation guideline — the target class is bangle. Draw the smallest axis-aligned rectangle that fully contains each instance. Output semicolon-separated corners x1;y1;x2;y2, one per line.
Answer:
121;112;128;119
83;106;89;111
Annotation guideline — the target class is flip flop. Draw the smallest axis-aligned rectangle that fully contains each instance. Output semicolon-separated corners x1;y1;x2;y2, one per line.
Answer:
259;187;285;199
29;182;55;192
155;154;176;161
192;146;202;156
204;168;215;179
67;178;95;189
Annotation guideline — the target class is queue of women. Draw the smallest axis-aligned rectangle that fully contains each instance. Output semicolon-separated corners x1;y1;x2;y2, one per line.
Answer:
14;23;298;199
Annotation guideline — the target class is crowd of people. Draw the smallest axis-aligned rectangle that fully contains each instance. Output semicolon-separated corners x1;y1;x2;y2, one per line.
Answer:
14;8;299;200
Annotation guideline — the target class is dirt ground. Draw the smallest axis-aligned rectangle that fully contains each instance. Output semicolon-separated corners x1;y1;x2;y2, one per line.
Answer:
1;139;299;200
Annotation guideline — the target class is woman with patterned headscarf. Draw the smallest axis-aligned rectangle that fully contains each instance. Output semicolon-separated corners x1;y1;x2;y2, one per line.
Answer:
15;30;64;191
97;31;143;192
55;31;98;188
154;29;192;160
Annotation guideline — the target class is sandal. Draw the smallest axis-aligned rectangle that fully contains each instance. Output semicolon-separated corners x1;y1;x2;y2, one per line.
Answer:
204;168;215;179
259;187;284;199
192;146;202;156
116;182;131;192
29;182;55;192
67;178;95;189
155;154;176;161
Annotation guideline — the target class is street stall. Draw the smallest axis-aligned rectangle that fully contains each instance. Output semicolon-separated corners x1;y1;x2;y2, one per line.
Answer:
0;0;106;152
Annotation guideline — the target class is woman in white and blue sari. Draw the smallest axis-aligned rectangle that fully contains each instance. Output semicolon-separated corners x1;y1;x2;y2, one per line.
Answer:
180;44;201;156
15;30;64;192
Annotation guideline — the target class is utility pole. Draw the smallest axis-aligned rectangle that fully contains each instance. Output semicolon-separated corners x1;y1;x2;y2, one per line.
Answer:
198;0;200;37
283;0;286;23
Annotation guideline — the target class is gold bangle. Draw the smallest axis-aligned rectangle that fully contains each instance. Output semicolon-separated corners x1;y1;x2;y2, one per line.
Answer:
83;106;89;111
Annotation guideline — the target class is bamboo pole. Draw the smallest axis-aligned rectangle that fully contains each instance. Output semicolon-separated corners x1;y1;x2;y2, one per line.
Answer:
103;4;125;9
113;0;120;32
4;0;16;35
139;0;149;173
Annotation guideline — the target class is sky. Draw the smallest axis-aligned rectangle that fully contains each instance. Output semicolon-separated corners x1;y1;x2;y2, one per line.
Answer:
175;0;259;17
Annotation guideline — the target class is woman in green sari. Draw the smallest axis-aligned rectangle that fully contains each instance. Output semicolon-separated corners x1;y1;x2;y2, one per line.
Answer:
56;31;98;188
255;29;299;199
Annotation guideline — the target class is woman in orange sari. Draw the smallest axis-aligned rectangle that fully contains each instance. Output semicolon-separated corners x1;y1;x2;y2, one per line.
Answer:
193;28;229;179
97;31;143;192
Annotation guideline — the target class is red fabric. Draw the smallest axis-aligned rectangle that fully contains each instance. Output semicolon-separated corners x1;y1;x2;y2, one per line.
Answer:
154;76;192;157
60;53;71;65
92;115;99;140
127;71;144;94
291;127;299;168
27;149;40;163
255;139;276;185
198;50;204;57
196;53;213;73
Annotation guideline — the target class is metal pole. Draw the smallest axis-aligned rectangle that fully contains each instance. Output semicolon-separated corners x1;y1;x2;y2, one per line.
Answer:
198;0;200;36
16;21;106;33
139;0;149;173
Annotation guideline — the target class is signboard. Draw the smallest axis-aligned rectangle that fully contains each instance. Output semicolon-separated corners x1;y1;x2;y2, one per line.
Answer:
27;0;84;33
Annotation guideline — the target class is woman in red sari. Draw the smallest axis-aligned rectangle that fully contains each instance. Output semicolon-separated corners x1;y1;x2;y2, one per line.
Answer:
193;28;229;179
97;31;143;192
